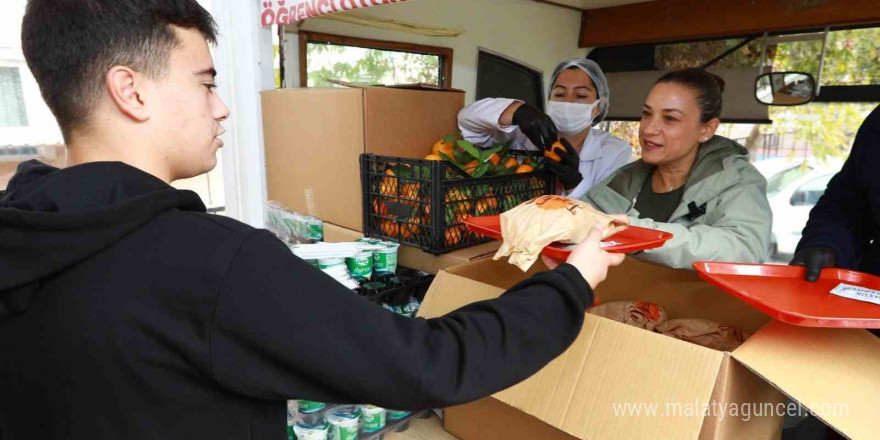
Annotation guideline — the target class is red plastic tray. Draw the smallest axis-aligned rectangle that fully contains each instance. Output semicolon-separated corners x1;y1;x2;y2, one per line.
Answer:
693;262;880;328
463;215;673;260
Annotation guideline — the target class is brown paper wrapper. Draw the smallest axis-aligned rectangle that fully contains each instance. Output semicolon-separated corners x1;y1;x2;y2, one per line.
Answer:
588;301;669;331
493;195;628;271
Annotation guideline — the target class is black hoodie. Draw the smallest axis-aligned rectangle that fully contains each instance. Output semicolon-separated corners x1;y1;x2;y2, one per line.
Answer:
0;160;593;440
796;105;880;274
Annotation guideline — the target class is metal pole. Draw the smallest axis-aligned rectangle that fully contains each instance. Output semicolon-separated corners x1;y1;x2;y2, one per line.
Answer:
816;27;831;95
759;32;769;74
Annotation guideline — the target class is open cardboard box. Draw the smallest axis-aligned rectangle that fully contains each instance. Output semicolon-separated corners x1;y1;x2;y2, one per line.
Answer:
262;84;464;232
417;257;880;440
322;222;498;275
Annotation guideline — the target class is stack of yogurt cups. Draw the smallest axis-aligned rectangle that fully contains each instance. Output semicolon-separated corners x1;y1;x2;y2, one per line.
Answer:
355;238;400;278
287;400;414;440
290;240;401;290
266;202;325;244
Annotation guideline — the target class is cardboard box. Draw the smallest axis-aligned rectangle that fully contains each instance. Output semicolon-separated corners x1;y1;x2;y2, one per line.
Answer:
321;222;498;274
322;221;365;243
398;241;500;275
262;85;464;231
418;258;880;440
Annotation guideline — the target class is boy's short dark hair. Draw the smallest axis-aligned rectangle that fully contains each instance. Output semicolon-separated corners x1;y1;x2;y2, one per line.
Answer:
21;0;218;142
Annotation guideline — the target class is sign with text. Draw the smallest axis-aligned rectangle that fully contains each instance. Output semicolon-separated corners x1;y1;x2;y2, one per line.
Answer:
260;0;411;26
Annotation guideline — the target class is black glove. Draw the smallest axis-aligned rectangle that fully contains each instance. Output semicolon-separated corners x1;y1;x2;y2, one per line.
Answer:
546;138;583;190
790;247;837;282
512;103;557;150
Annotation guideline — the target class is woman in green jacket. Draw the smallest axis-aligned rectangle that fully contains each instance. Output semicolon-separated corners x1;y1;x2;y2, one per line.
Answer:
582;68;772;269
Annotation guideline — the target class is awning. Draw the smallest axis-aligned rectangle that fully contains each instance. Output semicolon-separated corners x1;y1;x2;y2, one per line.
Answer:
260;0;414;26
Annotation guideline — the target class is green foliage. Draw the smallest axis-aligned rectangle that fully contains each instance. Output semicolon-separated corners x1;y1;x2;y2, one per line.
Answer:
771;28;880;86
306;43;440;87
762;28;880;161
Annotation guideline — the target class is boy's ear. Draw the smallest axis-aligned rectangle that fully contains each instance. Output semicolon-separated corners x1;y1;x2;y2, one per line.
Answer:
105;66;150;122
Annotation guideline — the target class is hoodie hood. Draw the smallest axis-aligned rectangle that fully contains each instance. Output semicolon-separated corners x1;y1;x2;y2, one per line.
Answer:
0;160;205;318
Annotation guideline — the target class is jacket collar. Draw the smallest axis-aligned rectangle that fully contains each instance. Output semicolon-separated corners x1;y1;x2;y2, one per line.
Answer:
591;136;749;220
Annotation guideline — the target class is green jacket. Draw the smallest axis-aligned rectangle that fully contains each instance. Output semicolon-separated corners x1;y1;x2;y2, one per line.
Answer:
581;136;772;269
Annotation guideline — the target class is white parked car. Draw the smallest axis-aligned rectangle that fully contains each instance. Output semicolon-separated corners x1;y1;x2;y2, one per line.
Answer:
753;158;843;260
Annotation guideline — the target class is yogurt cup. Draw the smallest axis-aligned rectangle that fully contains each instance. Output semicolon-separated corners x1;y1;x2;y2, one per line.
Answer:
297;400;327;414
327;406;361;440
294;421;330;440
318;258;346;271
358;405;386;434
372;243;399;275
345;251;373;281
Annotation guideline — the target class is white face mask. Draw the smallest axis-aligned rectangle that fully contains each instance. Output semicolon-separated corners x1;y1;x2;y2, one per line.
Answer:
546;100;601;135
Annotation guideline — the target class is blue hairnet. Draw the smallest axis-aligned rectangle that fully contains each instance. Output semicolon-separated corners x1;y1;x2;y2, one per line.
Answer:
550;58;610;125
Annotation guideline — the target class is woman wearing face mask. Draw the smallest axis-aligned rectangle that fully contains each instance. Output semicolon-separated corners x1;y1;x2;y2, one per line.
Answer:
582;68;772;269
457;58;633;198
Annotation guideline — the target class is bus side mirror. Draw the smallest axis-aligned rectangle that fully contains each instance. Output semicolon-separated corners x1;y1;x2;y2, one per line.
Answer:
755;72;816;106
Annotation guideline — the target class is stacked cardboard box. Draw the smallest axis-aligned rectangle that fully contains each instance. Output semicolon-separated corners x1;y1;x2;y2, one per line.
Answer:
262;85;464;232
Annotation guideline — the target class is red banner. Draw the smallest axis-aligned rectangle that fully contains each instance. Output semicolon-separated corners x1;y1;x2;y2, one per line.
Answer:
260;0;411;26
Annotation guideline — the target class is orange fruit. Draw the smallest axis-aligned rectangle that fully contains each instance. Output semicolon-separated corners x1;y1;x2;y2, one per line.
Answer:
463;160;479;174
445;188;466;201
445;201;472;217
400;182;421;199
424;154;443;161
445;188;473;213
476;196;499;215
379;177;397;196
380;219;400;237
401;222;420;240
423;204;431;224
544;141;565;162
487;196;499;209
544;150;561;162
433;140;455;158
444;227;463;246
380;167;398;195
488;153;501;165
515;164;533;174
371;199;388;216
503;157;519;169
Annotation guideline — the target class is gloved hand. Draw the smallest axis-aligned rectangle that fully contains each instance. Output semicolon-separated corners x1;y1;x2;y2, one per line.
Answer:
512;103;557;150
790;247;837;282
546;138;583;190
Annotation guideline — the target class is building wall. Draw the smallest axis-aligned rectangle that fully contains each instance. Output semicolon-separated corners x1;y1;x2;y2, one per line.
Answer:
0;0;225;208
0;0;64;148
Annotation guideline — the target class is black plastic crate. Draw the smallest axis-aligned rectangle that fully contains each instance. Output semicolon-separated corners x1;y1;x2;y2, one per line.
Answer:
361;152;556;254
355;267;434;306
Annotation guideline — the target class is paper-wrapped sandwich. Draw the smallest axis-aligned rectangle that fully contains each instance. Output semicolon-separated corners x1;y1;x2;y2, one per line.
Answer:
494;195;628;271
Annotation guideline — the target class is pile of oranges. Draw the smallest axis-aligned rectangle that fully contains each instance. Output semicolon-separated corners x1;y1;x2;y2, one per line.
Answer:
369;133;549;248
426;136;537;177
